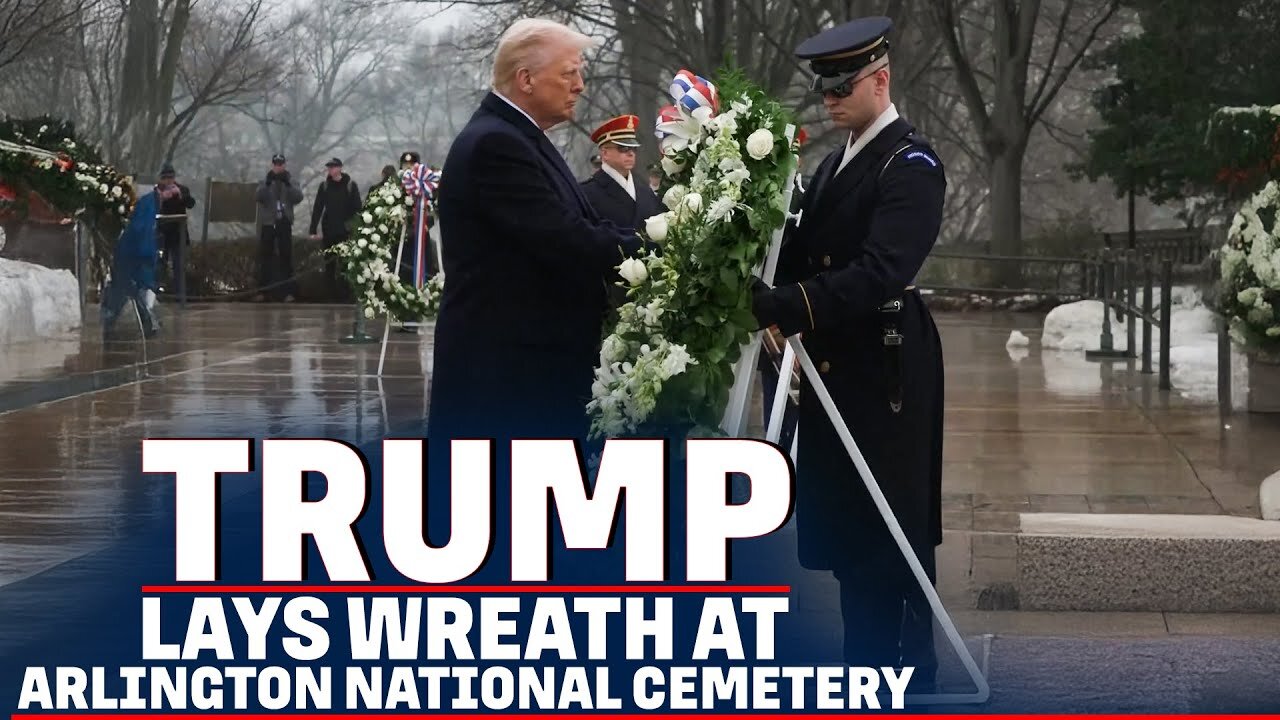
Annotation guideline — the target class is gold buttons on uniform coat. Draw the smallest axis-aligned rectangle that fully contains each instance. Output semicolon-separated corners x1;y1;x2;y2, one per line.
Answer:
822;255;832;267
819;361;831;373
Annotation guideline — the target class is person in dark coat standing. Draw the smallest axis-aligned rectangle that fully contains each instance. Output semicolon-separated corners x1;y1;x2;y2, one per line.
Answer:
749;16;947;692
428;18;648;443
155;164;195;290
579;114;662;307
308;157;362;301
254;154;304;301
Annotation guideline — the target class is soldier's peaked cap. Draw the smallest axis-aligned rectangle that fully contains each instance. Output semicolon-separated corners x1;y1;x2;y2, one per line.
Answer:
795;16;892;91
590;115;641;148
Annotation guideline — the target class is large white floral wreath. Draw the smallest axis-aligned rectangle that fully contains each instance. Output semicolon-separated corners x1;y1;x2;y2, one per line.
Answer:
0;122;135;224
329;175;442;321
586;69;797;438
1211;104;1280;357
1219;178;1280;356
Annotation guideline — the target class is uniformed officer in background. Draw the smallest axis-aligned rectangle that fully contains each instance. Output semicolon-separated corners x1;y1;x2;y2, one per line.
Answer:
579;114;662;305
580;114;661;230
749;16;947;693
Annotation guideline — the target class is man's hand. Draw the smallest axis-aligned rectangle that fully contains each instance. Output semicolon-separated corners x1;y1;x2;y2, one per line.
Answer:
749;276;776;331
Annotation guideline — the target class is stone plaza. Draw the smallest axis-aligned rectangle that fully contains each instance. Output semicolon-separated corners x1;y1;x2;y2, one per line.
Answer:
1;302;1279;711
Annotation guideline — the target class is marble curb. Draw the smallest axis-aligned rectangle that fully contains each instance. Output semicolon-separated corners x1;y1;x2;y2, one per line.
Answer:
1012;513;1280;613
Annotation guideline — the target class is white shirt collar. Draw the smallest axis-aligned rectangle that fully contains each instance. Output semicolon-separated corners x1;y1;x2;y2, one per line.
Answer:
492;89;544;134
601;162;635;200
837;103;899;175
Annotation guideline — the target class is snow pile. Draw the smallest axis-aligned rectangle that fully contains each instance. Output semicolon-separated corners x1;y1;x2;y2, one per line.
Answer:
1006;330;1031;361
1039;286;1249;404
0;258;81;345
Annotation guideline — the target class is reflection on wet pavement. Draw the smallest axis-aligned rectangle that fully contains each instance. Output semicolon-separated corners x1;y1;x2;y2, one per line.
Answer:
0;306;1275;596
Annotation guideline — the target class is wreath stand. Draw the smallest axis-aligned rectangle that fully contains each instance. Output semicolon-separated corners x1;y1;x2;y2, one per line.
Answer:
719;125;991;706
376;219;442;376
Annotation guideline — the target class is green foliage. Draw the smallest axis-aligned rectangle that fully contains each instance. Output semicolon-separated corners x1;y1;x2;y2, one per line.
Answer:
1205;106;1280;199
328;175;440;322
587;66;799;438
0;114;133;235
1076;0;1280;205
1217;180;1280;355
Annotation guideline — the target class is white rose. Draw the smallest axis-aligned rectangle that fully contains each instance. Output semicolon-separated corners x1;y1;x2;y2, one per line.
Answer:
111;185;122;197
358;238;368;248
362;212;373;223
601;334;627;364
645;213;669;243
746;128;775;160
364;307;375;318
661;156;684;177
618;257;648;286
38;125;47;133
662;185;688;211
683;192;703;214
117;204;126;215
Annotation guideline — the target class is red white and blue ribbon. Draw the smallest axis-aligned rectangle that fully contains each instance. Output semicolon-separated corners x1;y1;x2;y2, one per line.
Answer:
655;70;720;154
669;69;719;115
401;164;437;289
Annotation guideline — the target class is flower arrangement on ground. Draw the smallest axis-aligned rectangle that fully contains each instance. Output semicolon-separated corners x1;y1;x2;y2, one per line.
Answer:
1211;105;1280;357
586;68;798;438
329;174;443;321
1219;179;1280;356
0;116;135;228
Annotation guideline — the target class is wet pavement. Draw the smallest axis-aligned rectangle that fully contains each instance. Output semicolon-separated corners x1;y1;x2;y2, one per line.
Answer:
0;304;1277;603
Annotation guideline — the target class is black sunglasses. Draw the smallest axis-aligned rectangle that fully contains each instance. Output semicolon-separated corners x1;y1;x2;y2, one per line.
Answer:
810;67;880;98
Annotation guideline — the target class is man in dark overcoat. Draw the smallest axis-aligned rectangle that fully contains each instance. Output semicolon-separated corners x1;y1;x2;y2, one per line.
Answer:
749;16;947;691
427;18;648;443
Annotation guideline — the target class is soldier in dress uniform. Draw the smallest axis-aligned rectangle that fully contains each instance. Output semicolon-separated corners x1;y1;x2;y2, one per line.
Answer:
580;115;663;305
580;115;662;230
749;16;947;691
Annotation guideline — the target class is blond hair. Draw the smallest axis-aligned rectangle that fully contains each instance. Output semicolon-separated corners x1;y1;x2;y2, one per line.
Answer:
492;18;594;94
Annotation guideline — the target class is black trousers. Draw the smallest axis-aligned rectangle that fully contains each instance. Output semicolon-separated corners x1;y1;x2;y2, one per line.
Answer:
257;221;296;299
834;545;938;689
158;225;184;290
322;233;350;302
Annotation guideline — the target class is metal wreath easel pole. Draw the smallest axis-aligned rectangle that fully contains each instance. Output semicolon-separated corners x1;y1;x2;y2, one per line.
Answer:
377;207;440;377
733;126;991;706
377;220;410;376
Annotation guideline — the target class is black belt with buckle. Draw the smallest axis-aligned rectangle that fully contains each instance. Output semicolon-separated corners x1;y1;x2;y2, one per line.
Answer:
879;294;906;414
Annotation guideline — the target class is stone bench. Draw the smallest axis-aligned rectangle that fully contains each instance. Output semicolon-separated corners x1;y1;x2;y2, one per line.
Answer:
1014;513;1280;612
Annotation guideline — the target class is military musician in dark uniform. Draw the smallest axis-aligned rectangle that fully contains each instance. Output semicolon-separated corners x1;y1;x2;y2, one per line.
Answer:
749;16;947;691
580;114;663;306
580;114;662;230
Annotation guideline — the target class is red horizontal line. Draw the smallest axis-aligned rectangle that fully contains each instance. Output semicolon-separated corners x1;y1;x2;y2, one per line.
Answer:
140;585;791;594
9;715;1264;720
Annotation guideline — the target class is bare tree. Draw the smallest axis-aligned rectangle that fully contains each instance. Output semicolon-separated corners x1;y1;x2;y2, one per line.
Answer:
0;0;94;73
362;30;490;167
243;0;400;188
112;0;275;174
930;0;1119;281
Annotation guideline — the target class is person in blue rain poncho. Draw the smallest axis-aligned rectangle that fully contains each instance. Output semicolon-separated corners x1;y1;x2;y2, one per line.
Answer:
101;186;161;337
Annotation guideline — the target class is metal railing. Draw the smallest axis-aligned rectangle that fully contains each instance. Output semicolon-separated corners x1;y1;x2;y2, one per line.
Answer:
917;252;1094;299
1084;248;1174;390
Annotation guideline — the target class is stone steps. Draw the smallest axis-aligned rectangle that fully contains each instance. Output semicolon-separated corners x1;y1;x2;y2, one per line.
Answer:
1008;513;1280;613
